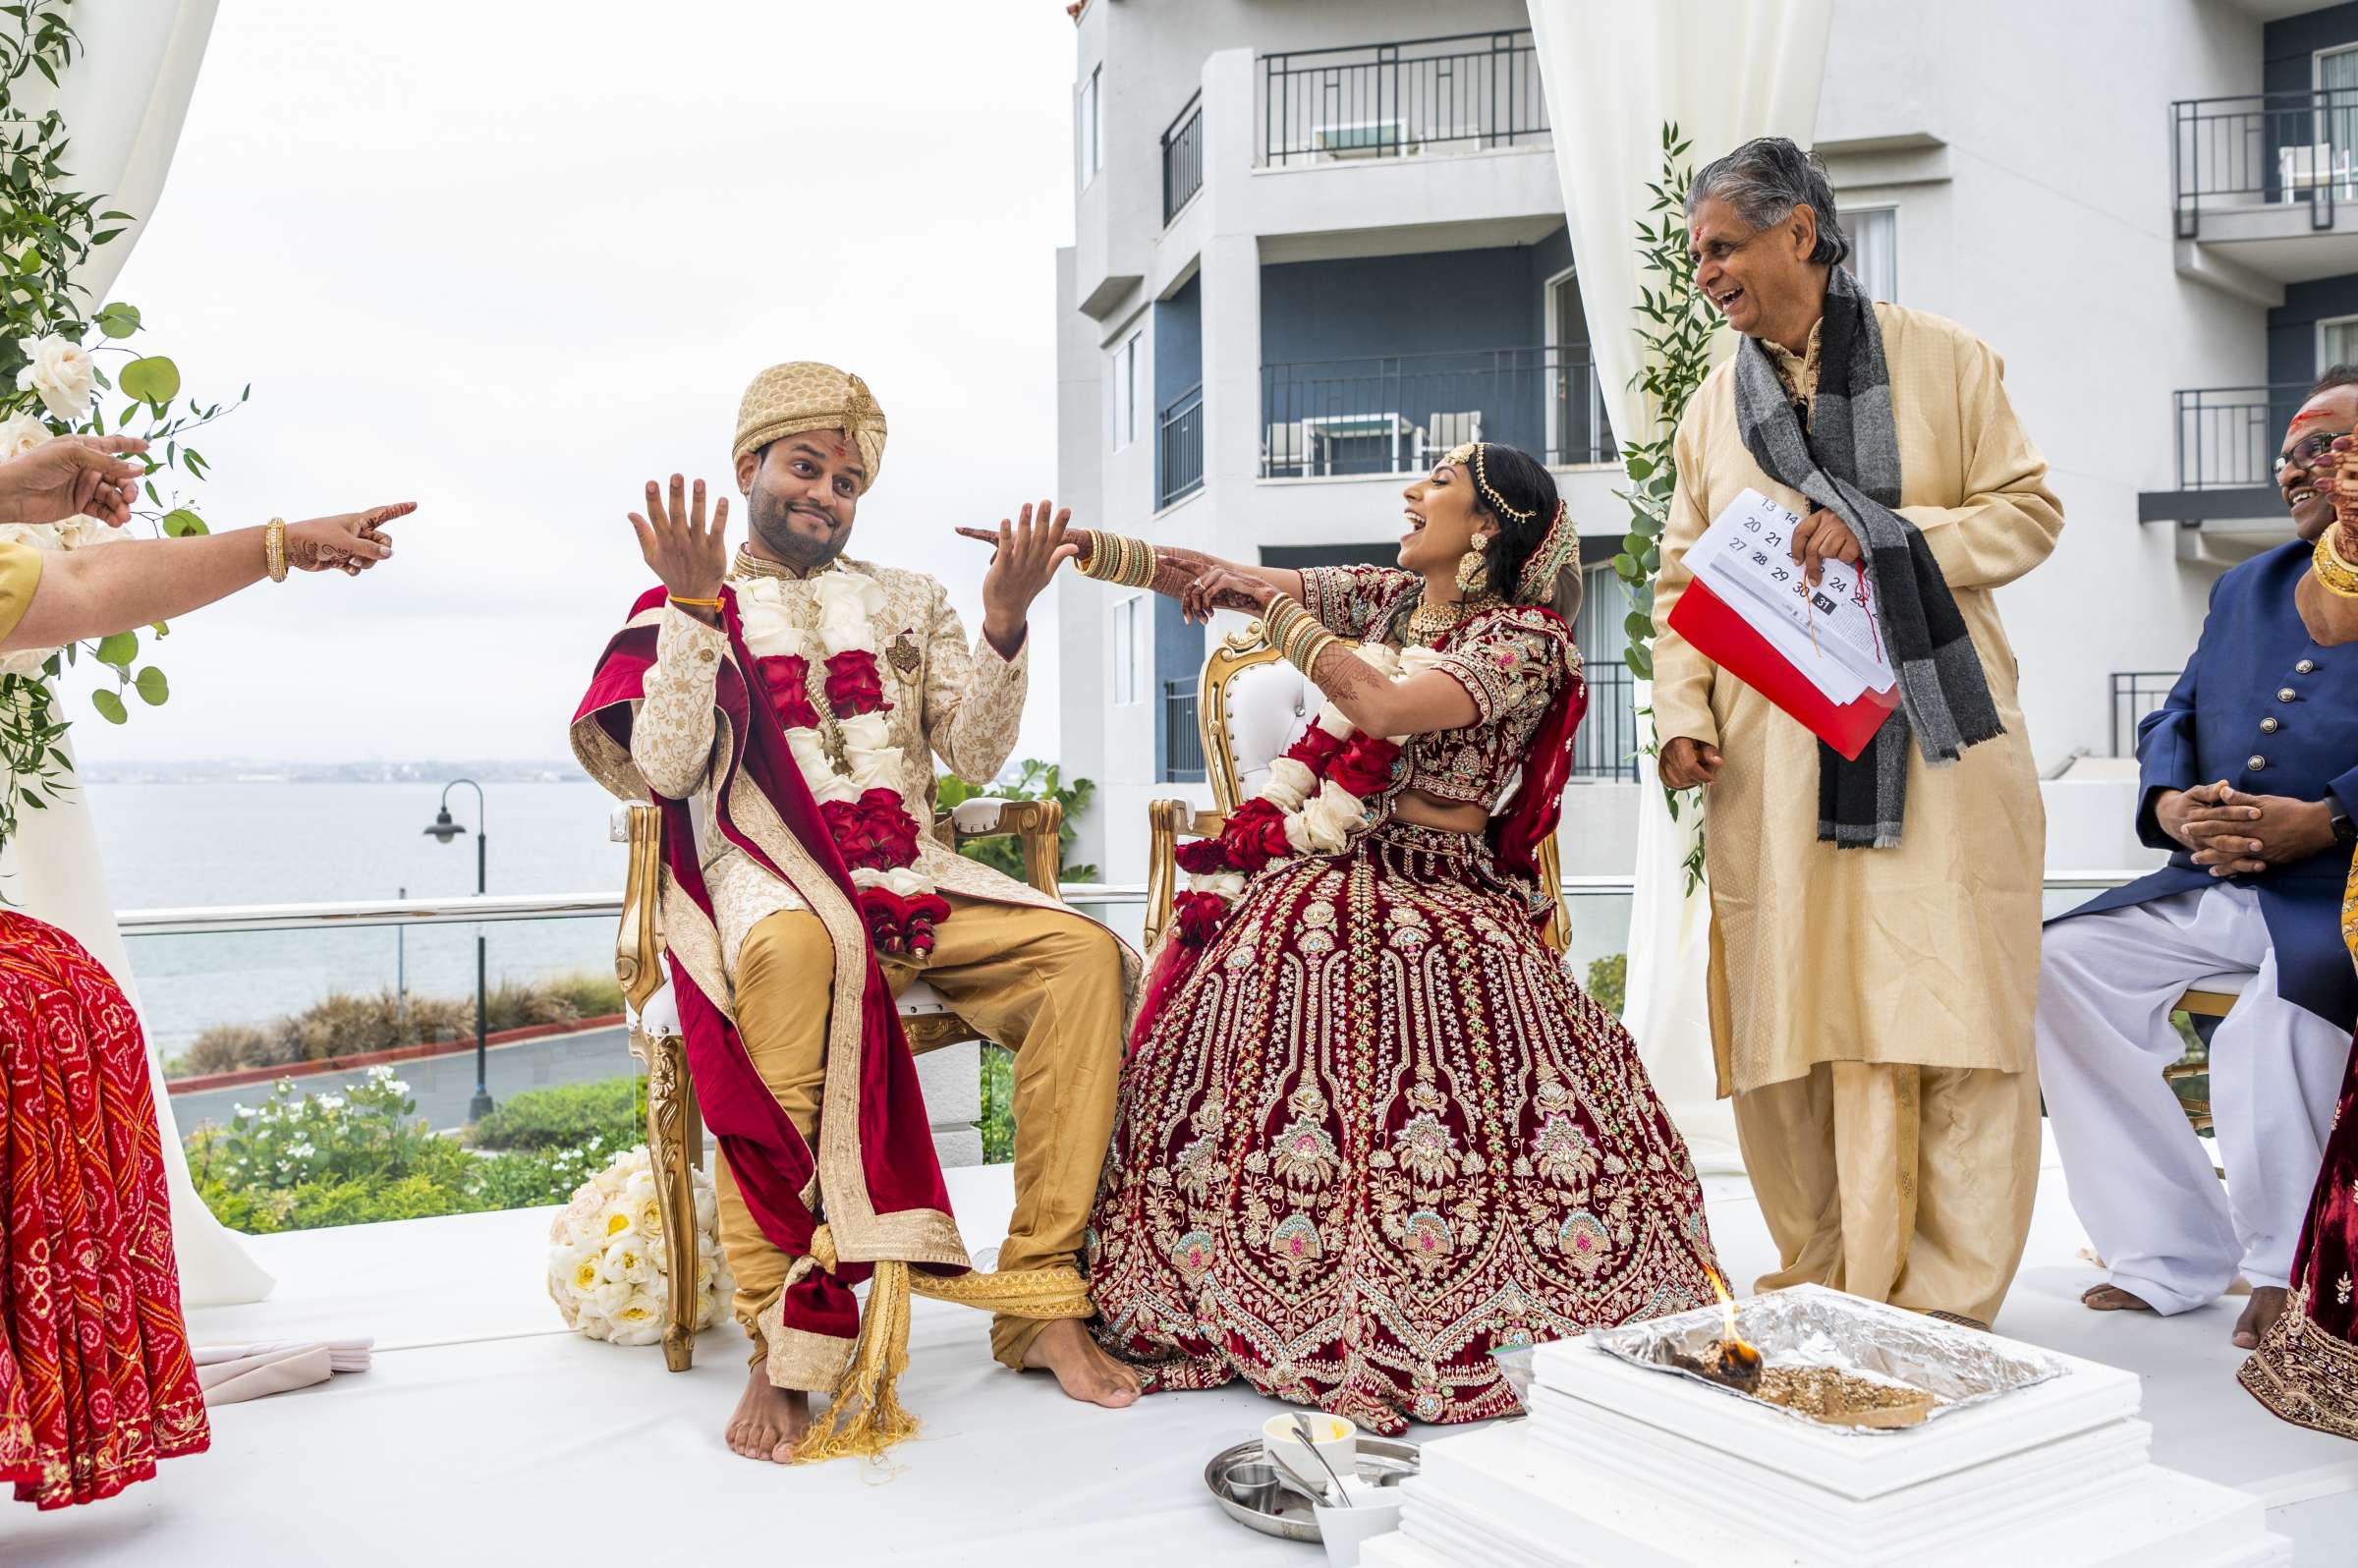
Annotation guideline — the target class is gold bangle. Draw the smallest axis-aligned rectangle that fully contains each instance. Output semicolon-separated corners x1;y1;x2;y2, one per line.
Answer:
668;593;724;610
2317;526;2358;598
1080;530;1155;588
265;518;288;584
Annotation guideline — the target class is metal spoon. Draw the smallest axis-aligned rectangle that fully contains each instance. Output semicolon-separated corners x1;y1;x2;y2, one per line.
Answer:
1290;1412;1353;1508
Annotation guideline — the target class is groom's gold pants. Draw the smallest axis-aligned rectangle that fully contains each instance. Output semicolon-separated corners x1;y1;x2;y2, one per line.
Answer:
711;892;1128;1372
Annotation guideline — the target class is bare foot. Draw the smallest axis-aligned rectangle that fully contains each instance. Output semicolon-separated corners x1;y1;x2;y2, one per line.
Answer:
1023;1317;1142;1409
2081;1283;2156;1314
726;1366;812;1462
2233;1286;2289;1351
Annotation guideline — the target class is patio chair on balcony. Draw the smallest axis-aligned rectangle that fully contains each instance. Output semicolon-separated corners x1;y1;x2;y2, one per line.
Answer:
609;794;1068;1372
1263;419;1311;478
1142;623;1568;956
1416;410;1485;471
2279;141;2358;203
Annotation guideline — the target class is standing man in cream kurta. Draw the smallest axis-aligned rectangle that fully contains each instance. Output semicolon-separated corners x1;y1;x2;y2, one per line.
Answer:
1651;140;2062;1327
575;362;1141;1465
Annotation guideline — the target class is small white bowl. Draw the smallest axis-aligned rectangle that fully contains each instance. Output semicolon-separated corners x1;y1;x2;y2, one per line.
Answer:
1315;1479;1407;1567
1262;1410;1358;1496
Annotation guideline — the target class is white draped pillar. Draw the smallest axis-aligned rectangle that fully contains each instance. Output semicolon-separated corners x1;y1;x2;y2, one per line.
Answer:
1;0;268;1305
1529;0;1831;1174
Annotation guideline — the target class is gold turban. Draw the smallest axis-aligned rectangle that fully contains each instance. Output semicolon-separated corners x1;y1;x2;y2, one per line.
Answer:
732;361;888;484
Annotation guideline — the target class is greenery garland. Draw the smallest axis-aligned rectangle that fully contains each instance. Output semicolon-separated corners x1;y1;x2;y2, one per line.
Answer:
1608;124;1716;893
0;0;245;857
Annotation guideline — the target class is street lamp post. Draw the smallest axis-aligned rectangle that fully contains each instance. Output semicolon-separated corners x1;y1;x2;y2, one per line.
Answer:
424;779;492;1121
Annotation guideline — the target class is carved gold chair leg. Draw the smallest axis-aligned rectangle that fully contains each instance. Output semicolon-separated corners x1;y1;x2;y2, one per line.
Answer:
643;1027;700;1372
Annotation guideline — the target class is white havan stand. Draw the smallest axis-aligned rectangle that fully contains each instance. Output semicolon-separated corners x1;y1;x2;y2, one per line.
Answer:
1363;1286;2289;1568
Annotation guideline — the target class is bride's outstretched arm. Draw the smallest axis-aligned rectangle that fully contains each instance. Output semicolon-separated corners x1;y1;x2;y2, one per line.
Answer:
982;525;1304;614
1244;577;1478;738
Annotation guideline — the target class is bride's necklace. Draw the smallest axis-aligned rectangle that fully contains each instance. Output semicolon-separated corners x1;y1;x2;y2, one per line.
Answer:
1407;592;1489;644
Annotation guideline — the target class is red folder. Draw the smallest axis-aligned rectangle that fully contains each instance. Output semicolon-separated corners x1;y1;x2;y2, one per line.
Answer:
1666;574;1900;761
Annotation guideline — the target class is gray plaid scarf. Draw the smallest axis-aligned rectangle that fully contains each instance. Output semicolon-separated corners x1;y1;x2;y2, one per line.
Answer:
1730;264;2002;849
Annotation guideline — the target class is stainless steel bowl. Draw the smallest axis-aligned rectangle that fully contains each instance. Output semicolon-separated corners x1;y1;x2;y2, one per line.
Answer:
1205;1435;1422;1543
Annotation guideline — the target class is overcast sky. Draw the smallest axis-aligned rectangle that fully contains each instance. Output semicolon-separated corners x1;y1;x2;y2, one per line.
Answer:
74;0;1079;769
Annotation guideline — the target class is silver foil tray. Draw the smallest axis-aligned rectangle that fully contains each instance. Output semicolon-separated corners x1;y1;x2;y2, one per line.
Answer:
1205;1435;1420;1542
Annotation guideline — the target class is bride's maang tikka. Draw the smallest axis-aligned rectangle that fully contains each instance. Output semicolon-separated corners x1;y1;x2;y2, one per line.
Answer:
1441;440;1574;605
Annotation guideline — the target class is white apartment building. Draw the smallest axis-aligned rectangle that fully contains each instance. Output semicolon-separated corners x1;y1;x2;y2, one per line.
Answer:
1055;0;2356;889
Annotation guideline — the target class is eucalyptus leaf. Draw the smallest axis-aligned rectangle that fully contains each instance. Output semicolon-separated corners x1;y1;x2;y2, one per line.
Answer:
160;508;205;537
93;631;136;667
90;689;126;724
134;666;167;705
118;355;179;406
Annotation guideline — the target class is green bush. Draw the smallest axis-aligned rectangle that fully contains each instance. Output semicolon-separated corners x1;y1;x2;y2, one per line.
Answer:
981;1043;1015;1164
938;759;1098;884
1588;952;1628;1017
168;971;626;1079
472;1077;644;1152
184;1069;637;1233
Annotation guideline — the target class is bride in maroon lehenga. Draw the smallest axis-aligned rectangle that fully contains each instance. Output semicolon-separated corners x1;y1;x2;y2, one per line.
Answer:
1075;442;1721;1433
0;434;407;1506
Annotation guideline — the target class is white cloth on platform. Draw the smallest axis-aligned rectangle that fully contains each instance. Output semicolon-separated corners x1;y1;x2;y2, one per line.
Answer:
2037;885;2345;1313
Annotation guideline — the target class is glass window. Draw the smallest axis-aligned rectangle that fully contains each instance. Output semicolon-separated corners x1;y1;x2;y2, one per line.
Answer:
1080;66;1101;186
1110;331;1138;451
2319;45;2358;164
2322;314;2358;375
1844;207;1897;303
1112;593;1144;704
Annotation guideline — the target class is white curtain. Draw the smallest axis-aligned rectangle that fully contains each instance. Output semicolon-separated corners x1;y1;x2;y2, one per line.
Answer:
1529;0;1832;1174
0;1;268;1305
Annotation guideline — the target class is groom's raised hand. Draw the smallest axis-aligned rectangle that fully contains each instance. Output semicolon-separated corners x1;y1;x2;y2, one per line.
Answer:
631;474;728;624
958;498;1077;658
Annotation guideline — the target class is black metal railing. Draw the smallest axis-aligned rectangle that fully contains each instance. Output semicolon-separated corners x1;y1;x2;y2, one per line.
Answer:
2111;670;2181;757
1159;383;1205;507
2172;88;2358;236
1259;29;1546;167
1162;90;1204;226
2172;382;2310;490
1162;678;1206;782
1261;346;1613;476
1573;661;1638;781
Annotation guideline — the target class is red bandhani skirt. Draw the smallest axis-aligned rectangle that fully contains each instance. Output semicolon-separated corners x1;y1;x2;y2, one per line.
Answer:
0;912;208;1508
2240;1028;2358;1440
1088;820;1722;1433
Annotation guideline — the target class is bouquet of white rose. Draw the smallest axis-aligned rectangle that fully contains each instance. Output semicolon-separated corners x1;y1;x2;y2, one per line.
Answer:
545;1146;730;1346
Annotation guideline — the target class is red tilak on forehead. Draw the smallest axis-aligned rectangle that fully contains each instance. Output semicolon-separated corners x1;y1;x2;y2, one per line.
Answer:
2291;408;2337;429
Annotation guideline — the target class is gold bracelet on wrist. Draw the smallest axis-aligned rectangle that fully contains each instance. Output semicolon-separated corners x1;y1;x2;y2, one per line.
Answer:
265;518;288;584
1079;529;1156;588
2316;526;2358;598
668;593;724;610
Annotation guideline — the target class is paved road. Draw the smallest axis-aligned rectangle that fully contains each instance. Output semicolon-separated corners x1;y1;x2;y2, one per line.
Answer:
168;1024;638;1134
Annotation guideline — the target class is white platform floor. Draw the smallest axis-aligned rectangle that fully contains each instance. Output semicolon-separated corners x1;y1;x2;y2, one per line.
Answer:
6;1142;2358;1566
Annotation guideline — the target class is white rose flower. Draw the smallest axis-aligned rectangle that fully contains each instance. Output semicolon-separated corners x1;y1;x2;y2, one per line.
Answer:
1263;756;1316;812
0;411;50;460
1300;781;1366;852
836;710;890;753
15;335;93;421
1281;812;1316;856
736;592;808;658
851;865;931;898
1397;646;1447;677
607;1293;664;1347
815;617;880;658
784;727;831;778
1315;703;1355;739
1188;871;1246;901
1358;644;1404;679
844;744;904;794
809;769;861;806
812;571;886;622
601;1234;655;1285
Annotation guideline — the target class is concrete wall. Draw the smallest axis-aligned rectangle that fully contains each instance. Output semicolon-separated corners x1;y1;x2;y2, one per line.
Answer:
2265;3;2358;94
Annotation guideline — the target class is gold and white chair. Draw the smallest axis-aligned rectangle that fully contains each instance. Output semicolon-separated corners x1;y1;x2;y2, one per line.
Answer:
1144;624;1569;954
611;795;1068;1372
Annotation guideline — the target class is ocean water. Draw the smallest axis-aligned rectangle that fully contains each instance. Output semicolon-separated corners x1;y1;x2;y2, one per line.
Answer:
85;780;628;1055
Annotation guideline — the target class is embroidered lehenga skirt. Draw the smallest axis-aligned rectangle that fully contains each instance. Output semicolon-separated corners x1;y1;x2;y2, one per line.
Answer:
1087;820;1722;1432
0;913;208;1508
2239;1029;2358;1441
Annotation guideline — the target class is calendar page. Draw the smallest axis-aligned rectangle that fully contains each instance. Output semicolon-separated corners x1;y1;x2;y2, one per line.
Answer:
1691;487;1895;705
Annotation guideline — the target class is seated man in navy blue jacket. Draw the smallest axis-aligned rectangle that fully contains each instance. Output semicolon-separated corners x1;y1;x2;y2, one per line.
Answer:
2039;367;2358;1349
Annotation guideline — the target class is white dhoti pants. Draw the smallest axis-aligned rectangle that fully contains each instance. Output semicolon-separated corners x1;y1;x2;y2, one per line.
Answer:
2036;885;2345;1313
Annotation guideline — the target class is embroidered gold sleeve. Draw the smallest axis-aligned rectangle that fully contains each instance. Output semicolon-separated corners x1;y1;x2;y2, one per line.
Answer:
922;582;1027;785
632;606;728;802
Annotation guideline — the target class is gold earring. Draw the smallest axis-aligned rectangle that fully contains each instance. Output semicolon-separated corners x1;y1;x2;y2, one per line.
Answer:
1456;542;1490;595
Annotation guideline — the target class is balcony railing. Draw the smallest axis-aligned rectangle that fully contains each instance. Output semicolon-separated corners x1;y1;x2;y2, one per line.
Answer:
2172;88;2358;235
1262;346;1614;477
1161;678;1206;783
2172;382;2308;491
1159;382;1205;506
2110;670;2180;758
1573;661;1638;781
1162;89;1204;226
1259;28;1546;168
